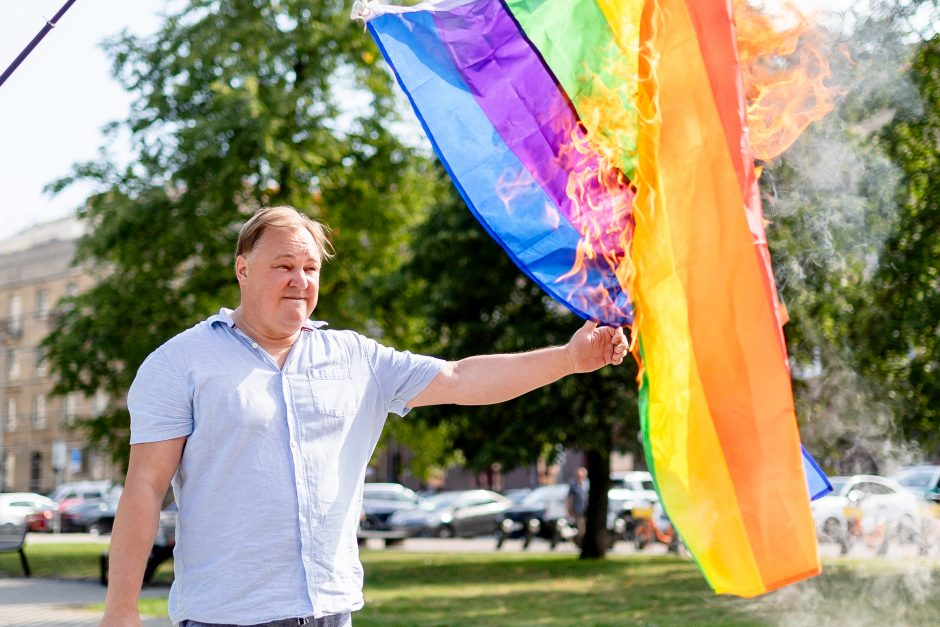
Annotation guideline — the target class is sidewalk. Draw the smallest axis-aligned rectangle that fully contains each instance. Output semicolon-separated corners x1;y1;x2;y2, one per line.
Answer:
0;577;170;626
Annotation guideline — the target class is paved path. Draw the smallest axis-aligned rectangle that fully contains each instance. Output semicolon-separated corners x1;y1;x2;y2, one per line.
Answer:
0;577;170;626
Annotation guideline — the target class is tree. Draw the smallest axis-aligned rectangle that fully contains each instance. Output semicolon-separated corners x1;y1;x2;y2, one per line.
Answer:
43;0;441;466
384;178;640;558
862;33;940;452
758;2;938;470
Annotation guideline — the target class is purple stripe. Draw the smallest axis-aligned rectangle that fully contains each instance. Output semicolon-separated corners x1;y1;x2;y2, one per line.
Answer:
432;0;632;233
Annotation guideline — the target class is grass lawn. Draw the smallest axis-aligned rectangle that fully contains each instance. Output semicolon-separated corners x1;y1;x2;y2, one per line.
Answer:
3;546;938;625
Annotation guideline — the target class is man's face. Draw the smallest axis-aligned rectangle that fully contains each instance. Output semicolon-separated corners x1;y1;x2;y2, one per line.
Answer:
235;226;322;339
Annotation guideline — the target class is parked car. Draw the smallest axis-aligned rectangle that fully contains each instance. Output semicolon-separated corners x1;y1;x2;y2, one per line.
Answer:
0;492;57;528
501;488;532;505
25;504;57;532
811;474;922;554
607;487;655;546
891;465;940;500
47;480;116;505
609;471;658;503
495;483;575;549
60;493;121;534
360;483;422;533
389;489;510;538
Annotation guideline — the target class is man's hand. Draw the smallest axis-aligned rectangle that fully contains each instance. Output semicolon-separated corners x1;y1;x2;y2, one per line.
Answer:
564;320;629;374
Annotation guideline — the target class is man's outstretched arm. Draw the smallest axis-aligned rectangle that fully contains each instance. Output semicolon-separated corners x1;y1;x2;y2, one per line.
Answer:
100;437;185;627
408;320;628;408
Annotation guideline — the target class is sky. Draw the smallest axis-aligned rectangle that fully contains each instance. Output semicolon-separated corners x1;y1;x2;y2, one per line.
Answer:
0;1;165;241
0;1;931;244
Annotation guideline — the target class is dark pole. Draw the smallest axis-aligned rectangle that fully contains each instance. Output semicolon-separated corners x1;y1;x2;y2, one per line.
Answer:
0;0;80;89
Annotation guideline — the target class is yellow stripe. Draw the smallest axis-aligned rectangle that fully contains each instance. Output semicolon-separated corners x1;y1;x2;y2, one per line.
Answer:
630;0;766;595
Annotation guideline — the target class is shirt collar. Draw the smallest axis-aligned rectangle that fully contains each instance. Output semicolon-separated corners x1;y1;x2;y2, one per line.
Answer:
208;307;328;331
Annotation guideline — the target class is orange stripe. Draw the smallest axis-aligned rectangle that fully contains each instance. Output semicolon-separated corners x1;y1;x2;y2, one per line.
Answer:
684;0;790;360
634;0;766;595
657;0;819;589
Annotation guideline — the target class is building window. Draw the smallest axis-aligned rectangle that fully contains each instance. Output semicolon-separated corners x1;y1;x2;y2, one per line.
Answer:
2;452;14;490
29;451;42;493
35;346;47;376
65;392;77;426
35;288;51;317
6;348;19;380
94;389;109;416
34;395;46;430
6;397;17;432
9;293;22;334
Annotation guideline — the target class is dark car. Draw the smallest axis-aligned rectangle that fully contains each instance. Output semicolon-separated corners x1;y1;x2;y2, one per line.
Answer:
360;483;422;532
61;495;120;534
495;484;575;549
389;489;511;538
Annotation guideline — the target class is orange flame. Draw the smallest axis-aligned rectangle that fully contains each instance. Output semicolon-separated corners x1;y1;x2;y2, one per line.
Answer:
735;0;838;161
551;49;640;326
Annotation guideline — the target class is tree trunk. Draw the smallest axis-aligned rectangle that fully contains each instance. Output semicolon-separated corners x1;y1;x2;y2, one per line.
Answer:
579;447;610;559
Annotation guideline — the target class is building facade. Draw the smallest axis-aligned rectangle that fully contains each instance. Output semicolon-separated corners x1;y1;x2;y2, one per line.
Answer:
0;217;117;493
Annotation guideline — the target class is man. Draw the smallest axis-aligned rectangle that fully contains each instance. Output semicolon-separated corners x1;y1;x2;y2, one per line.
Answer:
101;206;628;627
567;466;590;547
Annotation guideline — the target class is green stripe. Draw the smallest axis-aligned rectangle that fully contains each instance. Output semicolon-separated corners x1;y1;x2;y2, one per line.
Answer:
505;0;638;178
637;335;713;590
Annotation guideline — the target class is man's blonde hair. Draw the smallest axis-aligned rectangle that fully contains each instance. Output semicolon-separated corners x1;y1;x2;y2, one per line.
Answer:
235;206;335;261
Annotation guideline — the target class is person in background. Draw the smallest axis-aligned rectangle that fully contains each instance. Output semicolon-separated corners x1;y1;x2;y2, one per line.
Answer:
567;466;590;547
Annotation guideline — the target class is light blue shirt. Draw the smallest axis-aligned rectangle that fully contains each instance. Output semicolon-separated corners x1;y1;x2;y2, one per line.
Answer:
128;309;443;624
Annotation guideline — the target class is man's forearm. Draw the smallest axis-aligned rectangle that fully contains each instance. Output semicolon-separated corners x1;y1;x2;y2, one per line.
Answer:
441;345;572;405
102;483;164;616
408;321;627;408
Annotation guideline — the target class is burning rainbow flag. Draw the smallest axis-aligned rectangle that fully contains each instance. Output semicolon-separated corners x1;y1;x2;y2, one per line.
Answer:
357;0;830;596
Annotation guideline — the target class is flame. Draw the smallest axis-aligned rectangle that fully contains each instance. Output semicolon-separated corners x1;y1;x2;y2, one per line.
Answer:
735;0;838;161
551;48;640;325
495;1;837;333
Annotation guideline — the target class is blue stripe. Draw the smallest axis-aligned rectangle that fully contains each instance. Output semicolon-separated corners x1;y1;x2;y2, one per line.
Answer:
802;446;832;500
370;11;632;326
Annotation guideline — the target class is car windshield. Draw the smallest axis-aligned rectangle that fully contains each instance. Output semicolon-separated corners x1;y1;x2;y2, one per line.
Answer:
893;469;935;492
364;488;415;501
521;486;564;505
423;492;462;510
830;478;850;496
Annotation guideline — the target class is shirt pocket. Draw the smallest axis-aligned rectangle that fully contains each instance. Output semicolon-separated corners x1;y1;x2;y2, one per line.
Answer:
307;366;358;417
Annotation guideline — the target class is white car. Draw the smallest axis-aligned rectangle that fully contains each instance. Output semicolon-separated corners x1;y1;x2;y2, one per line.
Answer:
607;472;659;545
0;492;57;528
609;471;659;504
811;475;922;553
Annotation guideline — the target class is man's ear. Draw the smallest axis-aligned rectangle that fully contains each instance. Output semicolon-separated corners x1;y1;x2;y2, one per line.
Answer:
235;255;249;281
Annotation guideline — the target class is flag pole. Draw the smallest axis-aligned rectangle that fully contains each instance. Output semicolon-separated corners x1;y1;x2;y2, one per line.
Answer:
0;0;80;89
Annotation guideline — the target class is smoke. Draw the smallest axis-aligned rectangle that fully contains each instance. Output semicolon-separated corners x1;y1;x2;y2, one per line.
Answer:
741;558;939;626
749;3;940;622
759;1;930;472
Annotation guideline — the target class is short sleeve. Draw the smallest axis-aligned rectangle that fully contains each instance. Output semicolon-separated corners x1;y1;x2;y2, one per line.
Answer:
361;337;445;417
128;347;194;444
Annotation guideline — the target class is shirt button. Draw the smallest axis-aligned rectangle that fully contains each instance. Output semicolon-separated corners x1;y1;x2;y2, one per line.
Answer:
303;555;311;562
251;342;258;348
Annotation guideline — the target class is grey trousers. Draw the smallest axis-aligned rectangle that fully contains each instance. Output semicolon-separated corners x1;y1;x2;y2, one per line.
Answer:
180;613;351;627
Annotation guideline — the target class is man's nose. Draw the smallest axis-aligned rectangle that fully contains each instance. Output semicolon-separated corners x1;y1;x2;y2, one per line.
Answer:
289;268;308;288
